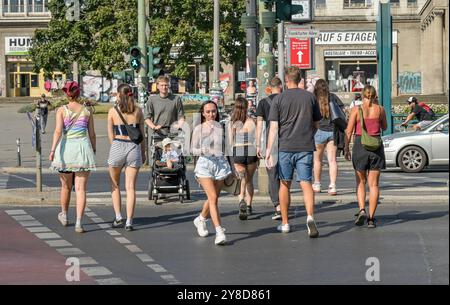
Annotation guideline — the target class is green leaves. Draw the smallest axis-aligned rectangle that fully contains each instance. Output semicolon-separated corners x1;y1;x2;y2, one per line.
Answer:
29;0;137;78
30;0;245;80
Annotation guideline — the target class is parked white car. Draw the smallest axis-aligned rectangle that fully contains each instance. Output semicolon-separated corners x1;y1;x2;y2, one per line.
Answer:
382;114;449;172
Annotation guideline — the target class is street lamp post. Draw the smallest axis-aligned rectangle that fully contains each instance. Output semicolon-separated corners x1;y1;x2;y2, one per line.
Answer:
210;0;224;112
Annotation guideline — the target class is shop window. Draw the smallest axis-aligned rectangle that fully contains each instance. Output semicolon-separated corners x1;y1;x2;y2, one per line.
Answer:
343;0;371;8
407;0;417;8
19;63;33;72
316;0;326;8
8;63;18;73
3;0;25;13
31;75;39;87
390;0;400;7
27;0;48;13
325;60;378;93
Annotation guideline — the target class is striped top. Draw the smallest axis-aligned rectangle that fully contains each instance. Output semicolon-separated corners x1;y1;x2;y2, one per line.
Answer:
63;105;91;138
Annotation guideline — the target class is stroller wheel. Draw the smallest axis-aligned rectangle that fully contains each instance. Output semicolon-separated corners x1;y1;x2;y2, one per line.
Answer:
148;178;153;200
185;180;191;200
154;195;161;205
179;195;184;203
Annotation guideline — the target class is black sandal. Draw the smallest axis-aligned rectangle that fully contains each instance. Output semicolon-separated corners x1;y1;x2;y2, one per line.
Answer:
367;218;377;228
354;209;367;226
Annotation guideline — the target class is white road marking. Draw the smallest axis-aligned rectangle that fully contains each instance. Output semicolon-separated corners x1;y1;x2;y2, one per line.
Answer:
35;232;61;239
12;215;35;221
81;266;113;277
147;264;167;273
125;245;143;253
56;248;85;256
106;230;121;236
136;253;154;263
85;212;98;218
26;227;52;233
96;278;126;285
5;209;26;215
19;220;43;227
78;257;99;266
45;239;73;247
115;237;131;244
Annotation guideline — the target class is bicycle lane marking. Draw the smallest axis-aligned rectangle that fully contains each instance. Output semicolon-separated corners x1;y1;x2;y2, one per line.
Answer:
1;209;125;285
84;207;181;284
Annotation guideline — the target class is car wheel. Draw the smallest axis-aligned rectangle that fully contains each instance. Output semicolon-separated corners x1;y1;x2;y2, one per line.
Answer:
398;146;427;173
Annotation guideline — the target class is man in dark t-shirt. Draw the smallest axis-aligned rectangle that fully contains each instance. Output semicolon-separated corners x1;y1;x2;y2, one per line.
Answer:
401;96;434;131
266;66;322;238
255;77;283;220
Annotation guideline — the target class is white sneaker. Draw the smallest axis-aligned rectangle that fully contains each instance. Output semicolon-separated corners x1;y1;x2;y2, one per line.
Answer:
277;223;290;233
58;212;68;227
193;216;209;237
312;183;321;193
306;217;319;238
214;228;227;245
328;184;337;196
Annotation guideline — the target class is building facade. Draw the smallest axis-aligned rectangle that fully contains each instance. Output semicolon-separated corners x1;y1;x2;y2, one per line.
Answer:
294;0;449;102
0;0;63;97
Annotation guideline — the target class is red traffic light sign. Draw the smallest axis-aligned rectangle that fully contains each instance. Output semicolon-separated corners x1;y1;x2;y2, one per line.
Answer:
288;37;313;69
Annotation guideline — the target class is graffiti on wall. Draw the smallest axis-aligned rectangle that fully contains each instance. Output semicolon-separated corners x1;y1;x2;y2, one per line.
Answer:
82;75;118;102
398;72;421;94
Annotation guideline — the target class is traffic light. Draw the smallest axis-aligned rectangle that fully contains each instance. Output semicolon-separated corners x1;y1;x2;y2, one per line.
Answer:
129;46;141;71
276;0;304;21
148;46;164;79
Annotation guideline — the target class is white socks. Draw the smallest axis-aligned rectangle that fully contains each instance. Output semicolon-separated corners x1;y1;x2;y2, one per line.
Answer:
76;217;82;227
199;214;207;221
116;213;123;221
307;215;314;222
126;218;132;226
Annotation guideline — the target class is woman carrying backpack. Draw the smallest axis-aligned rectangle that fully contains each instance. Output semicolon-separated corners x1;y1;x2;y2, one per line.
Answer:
344;85;387;228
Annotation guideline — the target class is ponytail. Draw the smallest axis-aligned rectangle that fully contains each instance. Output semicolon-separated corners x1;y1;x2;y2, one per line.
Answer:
117;84;135;114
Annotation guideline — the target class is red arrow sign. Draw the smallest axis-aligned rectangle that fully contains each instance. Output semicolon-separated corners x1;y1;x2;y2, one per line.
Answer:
290;38;312;69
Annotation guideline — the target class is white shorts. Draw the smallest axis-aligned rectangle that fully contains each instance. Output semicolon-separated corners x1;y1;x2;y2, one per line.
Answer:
417;120;433;129
194;156;232;181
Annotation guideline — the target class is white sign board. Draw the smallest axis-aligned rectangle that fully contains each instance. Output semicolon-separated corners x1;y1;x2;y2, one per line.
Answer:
315;32;377;45
324;49;377;57
287;28;320;39
5;37;32;55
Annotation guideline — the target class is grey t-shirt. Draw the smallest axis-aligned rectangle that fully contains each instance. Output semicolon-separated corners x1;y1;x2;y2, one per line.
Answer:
145;93;184;128
268;88;322;152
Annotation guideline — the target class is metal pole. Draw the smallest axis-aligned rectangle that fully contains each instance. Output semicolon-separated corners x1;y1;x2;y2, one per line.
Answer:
35;119;42;192
138;0;149;104
16;138;21;167
246;0;257;79
213;0;220;83
277;21;285;87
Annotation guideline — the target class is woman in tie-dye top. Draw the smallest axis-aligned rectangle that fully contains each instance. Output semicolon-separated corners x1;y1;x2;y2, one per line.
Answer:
49;81;96;233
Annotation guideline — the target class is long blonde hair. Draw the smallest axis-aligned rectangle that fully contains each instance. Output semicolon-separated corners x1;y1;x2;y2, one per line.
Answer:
363;85;377;105
314;79;330;119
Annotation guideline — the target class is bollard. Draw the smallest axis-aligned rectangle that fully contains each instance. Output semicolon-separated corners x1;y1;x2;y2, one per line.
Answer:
16;138;21;167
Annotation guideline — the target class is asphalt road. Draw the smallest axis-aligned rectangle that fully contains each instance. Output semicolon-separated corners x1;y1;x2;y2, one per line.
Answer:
0;202;448;285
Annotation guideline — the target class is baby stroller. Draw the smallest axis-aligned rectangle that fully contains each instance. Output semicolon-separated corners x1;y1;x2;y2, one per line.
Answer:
148;131;190;205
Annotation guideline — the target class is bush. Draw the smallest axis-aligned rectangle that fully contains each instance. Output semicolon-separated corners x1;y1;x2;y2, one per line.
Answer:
392;104;448;115
18;97;97;113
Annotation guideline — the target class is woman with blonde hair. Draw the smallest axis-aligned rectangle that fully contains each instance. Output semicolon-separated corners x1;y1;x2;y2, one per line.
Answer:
344;85;387;228
107;84;146;231
49;81;96;233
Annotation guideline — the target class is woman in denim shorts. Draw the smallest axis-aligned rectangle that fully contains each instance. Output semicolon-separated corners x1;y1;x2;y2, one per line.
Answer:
191;101;232;246
313;79;343;195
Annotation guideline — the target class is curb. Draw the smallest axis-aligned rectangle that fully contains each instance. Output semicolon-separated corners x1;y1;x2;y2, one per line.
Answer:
0;187;448;206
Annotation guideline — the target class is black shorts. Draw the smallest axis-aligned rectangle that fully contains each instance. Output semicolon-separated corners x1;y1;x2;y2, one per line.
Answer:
233;146;258;165
352;136;386;171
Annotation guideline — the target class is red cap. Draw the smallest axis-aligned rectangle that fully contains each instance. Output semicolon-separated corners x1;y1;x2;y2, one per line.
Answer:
62;81;80;98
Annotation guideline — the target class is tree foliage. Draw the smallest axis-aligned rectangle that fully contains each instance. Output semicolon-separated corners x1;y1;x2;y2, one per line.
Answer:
29;0;137;78
29;0;246;79
148;0;246;78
